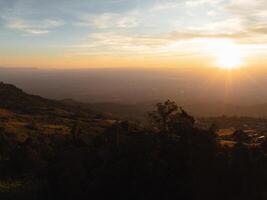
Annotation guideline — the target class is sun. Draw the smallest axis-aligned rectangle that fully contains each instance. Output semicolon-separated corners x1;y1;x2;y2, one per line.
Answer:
208;39;243;70
216;44;242;70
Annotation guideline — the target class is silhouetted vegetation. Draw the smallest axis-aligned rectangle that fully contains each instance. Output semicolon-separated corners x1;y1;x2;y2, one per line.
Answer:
0;84;266;200
0;98;266;200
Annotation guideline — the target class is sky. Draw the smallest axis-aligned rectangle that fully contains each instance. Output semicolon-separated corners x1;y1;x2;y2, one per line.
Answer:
0;0;267;69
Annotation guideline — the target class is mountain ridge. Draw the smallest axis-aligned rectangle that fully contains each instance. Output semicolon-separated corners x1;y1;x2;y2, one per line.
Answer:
0;82;96;118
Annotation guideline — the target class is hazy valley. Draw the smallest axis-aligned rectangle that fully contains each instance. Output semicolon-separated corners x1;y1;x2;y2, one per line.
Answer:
2;67;267;119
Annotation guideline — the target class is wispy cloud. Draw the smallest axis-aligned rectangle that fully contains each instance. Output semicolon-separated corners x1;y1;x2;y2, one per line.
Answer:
64;32;176;57
222;0;267;41
66;28;249;57
150;2;180;12
75;12;139;29
226;0;267;15
5;18;65;35
1;0;267;68
185;0;221;7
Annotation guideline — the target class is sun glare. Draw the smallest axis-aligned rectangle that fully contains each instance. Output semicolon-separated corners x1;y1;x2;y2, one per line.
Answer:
208;39;243;70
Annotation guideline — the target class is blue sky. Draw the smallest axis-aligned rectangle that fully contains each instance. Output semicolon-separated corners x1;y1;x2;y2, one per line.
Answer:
0;0;267;68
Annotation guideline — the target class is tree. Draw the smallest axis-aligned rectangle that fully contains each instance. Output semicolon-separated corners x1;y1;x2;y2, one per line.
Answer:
148;100;195;135
148;100;178;132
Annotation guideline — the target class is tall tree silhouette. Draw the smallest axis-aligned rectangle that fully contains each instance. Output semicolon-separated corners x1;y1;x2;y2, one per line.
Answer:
148;100;178;132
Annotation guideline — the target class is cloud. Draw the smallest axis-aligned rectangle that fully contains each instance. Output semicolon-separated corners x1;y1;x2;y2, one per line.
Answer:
73;32;171;50
65;32;176;57
246;23;267;34
223;0;267;40
66;28;251;57
76;13;139;29
207;11;218;16
5;18;65;35
150;2;180;12
148;0;216;12
1;0;267;62
186;18;244;35
226;0;267;15
167;31;246;41
185;0;221;7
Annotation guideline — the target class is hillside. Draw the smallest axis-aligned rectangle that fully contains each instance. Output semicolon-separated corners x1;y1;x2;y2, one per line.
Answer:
0;82;115;143
0;82;94;116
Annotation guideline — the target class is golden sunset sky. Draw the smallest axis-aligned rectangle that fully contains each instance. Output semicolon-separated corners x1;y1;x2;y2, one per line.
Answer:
0;0;267;69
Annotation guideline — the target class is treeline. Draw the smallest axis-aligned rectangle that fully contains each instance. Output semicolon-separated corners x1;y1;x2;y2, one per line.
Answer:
0;100;267;200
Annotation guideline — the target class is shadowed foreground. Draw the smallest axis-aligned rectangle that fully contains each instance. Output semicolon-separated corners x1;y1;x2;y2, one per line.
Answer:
0;99;266;200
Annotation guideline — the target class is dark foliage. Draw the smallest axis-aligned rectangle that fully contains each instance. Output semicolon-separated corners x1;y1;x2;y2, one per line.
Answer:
0;100;266;200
